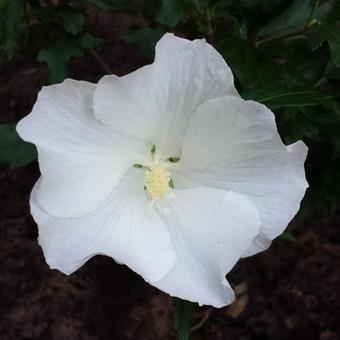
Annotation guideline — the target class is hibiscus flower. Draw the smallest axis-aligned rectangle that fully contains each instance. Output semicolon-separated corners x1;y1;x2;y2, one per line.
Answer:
17;33;308;307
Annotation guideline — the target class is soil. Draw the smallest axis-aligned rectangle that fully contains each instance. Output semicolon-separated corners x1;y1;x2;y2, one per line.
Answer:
1;7;340;340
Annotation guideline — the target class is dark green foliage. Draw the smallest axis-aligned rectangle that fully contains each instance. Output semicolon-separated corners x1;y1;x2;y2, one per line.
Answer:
38;33;101;84
0;1;102;85
327;26;340;67
123;27;166;56
0;0;28;59
60;6;85;35
244;87;335;110
0;124;37;169
257;0;334;38
173;298;196;340
156;0;194;27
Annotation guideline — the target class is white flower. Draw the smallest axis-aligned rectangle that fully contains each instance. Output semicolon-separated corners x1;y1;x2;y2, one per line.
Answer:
17;33;308;308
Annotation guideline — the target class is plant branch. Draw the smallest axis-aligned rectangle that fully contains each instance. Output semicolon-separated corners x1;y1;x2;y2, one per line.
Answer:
191;308;212;332
255;18;320;47
307;0;320;24
206;8;215;43
255;26;308;47
138;12;148;28
90;49;112;74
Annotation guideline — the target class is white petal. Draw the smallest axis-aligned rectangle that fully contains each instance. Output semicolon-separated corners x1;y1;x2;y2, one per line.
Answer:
152;188;260;307
93;33;238;158
172;96;308;256
31;169;175;282
17;79;150;218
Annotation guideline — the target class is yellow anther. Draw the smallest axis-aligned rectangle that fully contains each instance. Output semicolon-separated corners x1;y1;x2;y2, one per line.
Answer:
144;164;171;200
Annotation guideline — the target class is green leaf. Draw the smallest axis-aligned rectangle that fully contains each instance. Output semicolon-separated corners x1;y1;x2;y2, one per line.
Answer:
325;59;340;79
279;107;321;142
308;22;328;50
79;33;103;49
276;231;296;242
191;0;208;14
1;0;28;59
37;33;102;84
173;298;196;340
258;0;311;38
123;27;165;57
292;49;326;82
0;124;37;169
244;86;335;110
326;25;340;67
156;0;193;27
258;0;335;38
219;39;274;88
60;6;85;35
212;0;234;10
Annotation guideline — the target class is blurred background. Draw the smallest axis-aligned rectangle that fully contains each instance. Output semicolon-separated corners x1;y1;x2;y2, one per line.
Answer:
0;0;339;339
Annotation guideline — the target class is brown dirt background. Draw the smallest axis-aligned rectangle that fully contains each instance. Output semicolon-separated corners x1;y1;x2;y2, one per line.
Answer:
1;8;339;340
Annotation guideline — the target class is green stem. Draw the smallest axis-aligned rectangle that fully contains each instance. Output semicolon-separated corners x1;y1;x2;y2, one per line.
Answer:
206;8;214;43
90;49;112;74
255;26;309;47
307;0;320;24
173;298;196;340
255;19;319;47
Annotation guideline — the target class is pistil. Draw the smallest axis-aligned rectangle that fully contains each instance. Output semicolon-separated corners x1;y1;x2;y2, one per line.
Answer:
144;163;171;200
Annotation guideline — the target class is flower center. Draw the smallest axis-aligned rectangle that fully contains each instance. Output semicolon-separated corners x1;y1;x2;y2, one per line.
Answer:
144;163;171;200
